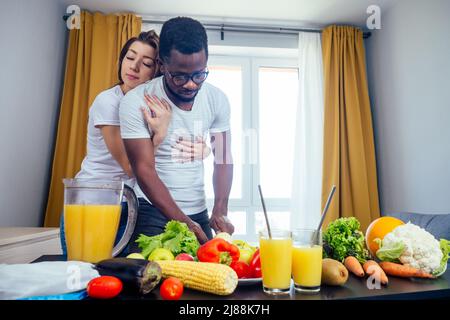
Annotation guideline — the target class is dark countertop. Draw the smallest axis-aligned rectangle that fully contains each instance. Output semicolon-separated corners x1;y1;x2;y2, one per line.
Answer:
33;255;450;300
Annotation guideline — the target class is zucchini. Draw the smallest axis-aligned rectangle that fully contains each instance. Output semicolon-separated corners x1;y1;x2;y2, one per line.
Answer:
95;258;162;295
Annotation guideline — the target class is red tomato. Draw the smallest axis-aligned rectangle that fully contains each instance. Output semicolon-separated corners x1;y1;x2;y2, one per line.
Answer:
230;261;252;279
160;277;184;300
249;249;262;278
87;276;123;299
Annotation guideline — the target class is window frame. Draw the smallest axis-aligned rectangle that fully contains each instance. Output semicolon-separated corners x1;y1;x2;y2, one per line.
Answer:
251;57;299;209
206;55;252;208
206;51;299;242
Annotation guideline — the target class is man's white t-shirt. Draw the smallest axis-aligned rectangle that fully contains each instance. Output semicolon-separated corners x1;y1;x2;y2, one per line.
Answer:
76;85;133;184
119;76;231;215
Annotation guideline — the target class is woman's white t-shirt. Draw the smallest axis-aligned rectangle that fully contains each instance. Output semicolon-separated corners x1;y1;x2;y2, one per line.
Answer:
75;85;133;183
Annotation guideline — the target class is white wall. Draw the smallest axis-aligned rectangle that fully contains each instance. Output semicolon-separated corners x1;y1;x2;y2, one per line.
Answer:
0;0;67;226
366;0;450;214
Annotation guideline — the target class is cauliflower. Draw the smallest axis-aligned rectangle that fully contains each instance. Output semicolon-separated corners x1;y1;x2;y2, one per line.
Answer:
377;222;443;274
214;232;232;243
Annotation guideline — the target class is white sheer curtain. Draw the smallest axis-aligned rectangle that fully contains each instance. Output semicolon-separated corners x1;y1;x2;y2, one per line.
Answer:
291;32;324;229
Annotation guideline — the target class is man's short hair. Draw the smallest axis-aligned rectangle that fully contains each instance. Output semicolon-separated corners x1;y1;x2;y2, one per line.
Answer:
159;17;208;63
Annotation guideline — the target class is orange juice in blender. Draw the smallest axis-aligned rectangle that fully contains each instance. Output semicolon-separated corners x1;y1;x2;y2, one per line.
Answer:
64;204;121;263
63;179;138;263
259;230;292;294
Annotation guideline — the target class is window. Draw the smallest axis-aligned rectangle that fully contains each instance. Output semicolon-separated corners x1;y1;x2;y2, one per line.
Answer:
258;66;299;200
204;52;299;243
204;63;244;200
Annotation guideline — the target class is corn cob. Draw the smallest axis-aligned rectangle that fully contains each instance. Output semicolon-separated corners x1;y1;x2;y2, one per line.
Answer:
156;260;238;295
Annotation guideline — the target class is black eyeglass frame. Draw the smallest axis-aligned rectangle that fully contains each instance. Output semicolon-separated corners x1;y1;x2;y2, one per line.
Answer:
165;68;209;86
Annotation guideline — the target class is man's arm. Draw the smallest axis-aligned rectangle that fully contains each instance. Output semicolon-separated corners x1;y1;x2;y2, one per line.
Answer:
209;131;234;235
123;137;209;243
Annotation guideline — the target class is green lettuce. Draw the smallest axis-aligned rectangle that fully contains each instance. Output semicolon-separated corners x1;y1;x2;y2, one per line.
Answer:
433;239;450;276
322;217;370;263
375;239;404;263
135;220;200;259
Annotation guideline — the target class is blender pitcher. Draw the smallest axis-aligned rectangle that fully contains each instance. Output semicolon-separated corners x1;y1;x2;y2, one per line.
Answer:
63;179;138;263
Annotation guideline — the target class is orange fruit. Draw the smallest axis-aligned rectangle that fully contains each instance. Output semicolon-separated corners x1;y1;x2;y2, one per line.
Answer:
365;217;404;257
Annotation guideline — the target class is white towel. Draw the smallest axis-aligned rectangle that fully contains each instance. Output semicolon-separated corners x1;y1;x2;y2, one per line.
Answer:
0;261;99;300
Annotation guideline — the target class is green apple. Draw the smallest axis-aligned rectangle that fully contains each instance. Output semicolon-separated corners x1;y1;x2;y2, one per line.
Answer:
148;248;175;261
126;253;145;260
232;240;256;264
238;248;255;264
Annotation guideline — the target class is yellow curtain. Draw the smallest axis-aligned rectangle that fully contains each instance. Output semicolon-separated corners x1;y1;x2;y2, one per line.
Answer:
44;12;141;227
321;25;380;232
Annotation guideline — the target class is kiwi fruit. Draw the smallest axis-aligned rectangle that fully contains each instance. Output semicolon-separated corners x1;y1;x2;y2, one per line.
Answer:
322;258;349;286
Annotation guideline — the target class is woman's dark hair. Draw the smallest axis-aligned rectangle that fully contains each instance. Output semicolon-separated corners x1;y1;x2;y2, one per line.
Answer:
117;30;160;84
159;17;208;63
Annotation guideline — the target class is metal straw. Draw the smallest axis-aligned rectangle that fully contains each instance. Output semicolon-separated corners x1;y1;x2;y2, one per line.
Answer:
258;185;272;239
312;185;336;244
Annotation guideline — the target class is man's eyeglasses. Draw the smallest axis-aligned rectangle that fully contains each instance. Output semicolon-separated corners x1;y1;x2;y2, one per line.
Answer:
166;68;209;86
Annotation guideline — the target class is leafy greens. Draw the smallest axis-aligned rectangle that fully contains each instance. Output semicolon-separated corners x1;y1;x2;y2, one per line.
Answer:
322;217;370;263
375;239;404;263
434;239;450;276
136;220;200;259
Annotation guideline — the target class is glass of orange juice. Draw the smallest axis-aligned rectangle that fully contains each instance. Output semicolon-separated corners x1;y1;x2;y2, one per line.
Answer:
259;229;292;295
291;229;323;293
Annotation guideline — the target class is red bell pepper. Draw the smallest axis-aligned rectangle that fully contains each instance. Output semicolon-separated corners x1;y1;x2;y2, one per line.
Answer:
249;249;262;278
196;238;240;265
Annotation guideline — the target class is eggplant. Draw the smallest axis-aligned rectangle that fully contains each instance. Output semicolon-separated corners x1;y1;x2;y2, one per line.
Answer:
95;258;162;295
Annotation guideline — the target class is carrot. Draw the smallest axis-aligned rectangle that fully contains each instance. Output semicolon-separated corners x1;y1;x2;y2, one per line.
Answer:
344;256;365;277
363;260;389;285
379;261;435;279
